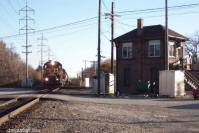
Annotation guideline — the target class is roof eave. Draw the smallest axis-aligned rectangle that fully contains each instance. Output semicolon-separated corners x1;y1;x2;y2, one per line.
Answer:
168;35;189;41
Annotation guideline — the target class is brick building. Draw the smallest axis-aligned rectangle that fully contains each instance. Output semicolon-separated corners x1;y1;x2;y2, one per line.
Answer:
113;19;188;94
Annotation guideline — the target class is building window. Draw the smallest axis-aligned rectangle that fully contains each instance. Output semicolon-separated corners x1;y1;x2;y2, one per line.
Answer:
148;40;160;57
122;42;132;59
123;68;131;87
169;41;176;57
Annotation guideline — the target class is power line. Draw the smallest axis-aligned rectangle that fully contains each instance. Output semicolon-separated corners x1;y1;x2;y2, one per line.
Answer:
16;0;22;8
121;11;199;21
7;0;18;14
3;20;107;46
1;2;199;40
116;21;136;27
0;2;16;30
45;22;99;39
34;18;98;36
0;17;98;39
102;0;109;11
102;33;110;41
116;2;199;14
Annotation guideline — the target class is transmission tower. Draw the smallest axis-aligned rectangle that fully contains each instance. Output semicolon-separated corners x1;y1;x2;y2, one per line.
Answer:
38;33;47;82
48;46;51;61
19;0;35;86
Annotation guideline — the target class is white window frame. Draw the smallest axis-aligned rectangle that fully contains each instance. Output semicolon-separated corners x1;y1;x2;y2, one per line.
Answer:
148;40;160;57
122;42;132;59
169;41;176;57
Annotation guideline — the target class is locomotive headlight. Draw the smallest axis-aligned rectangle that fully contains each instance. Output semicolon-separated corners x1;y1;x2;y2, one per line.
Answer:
51;61;55;66
45;77;49;81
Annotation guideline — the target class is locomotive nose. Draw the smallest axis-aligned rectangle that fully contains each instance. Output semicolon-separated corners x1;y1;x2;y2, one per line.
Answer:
45;77;49;81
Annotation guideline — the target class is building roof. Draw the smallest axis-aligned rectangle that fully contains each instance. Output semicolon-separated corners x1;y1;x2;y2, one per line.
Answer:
113;25;189;43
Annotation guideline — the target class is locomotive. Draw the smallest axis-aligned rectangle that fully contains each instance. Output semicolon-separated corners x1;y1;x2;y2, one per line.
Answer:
43;60;69;87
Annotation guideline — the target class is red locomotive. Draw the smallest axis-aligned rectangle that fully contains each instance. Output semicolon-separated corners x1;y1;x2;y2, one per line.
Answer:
43;60;70;87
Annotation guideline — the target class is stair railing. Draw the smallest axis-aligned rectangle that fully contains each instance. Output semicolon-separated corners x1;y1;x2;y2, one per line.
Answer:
184;70;199;89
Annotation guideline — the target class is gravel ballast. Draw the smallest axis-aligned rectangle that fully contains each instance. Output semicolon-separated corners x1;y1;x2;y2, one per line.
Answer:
0;89;198;133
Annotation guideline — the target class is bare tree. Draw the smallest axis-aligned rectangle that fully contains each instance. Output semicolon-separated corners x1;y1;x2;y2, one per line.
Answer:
0;40;40;86
186;32;199;63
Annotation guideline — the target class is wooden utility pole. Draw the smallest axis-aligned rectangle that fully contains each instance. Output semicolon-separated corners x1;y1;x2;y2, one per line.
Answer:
111;2;114;74
165;0;169;70
105;2;118;74
97;0;101;95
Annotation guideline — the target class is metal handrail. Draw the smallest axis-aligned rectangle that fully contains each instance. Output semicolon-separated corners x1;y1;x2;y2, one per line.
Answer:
185;71;199;85
184;70;199;88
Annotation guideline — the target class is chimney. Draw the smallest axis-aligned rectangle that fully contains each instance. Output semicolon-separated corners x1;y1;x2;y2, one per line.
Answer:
137;18;144;31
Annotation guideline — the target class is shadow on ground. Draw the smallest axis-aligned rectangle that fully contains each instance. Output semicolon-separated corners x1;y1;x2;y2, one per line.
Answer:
168;103;199;110
156;98;195;102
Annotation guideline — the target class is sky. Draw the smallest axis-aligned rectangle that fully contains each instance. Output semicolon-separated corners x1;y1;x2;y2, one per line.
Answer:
0;0;199;77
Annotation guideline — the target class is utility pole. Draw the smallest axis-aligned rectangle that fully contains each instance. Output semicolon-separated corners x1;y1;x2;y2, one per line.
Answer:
105;2;118;74
97;0;101;95
90;61;97;75
165;0;169;70
83;60;87;70
19;0;35;86
38;33;47;82
83;60;97;75
111;2;114;74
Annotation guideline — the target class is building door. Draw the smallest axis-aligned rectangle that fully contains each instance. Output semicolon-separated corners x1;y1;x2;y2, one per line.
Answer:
123;68;131;87
150;67;159;82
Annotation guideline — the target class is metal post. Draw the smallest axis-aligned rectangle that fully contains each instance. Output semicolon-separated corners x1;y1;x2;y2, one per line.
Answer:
97;0;101;95
165;0;169;70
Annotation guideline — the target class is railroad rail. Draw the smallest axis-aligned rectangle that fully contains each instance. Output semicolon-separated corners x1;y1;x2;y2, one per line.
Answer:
0;87;60;126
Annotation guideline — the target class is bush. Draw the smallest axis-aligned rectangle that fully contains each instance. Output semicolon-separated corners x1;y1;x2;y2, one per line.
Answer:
136;80;158;94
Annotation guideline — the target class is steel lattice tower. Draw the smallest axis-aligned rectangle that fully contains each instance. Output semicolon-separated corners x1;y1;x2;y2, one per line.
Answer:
19;0;35;86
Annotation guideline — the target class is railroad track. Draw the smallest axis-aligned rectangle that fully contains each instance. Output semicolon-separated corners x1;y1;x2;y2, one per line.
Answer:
0;87;60;126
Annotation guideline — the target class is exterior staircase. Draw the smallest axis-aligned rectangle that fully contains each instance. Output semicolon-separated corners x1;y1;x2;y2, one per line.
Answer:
184;70;199;90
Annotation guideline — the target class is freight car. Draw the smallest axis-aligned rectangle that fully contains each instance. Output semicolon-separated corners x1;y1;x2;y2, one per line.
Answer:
43;60;70;87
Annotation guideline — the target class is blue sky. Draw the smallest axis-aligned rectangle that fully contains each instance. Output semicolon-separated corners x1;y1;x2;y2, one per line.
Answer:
0;0;199;77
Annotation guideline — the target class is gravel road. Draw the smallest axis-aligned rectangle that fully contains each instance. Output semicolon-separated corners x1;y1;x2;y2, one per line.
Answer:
0;88;199;133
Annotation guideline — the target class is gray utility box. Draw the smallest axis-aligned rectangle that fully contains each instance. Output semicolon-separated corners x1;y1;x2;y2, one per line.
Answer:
93;73;115;94
159;70;185;97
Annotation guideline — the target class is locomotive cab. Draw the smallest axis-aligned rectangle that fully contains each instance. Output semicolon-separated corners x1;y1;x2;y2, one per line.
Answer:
43;60;65;86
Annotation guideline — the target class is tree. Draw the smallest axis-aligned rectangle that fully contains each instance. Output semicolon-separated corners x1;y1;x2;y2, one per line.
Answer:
0;40;40;86
81;59;116;79
186;32;199;63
